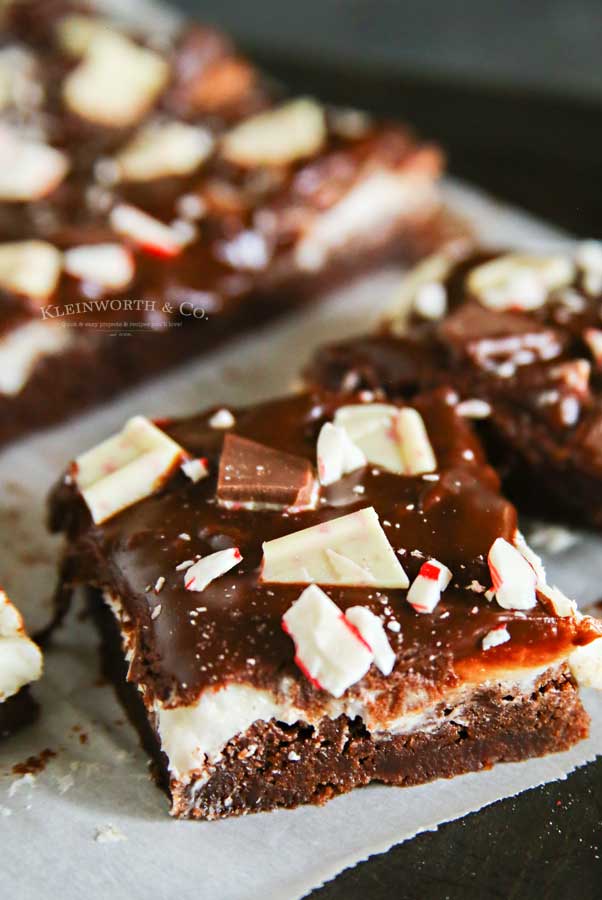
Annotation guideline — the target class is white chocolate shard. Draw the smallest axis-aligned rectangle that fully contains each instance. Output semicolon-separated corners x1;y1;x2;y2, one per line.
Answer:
0;241;62;302
282;585;372;697
114;121;214;182
482;624;511;652
110;204;183;257
261;506;409;588
467;253;575;311
63;243;134;290
569;638;602;689
396;407;437;475
222;98;326;167
0;127;68;201
487;537;537;610
0;320;71;396
184;548;242;592
316;422;365;486
63;32;169;127
0;590;43;701
388;251;457;331
345;606;396;675
406;559;452;614
74;416;186;524
181;458;209;483
334;404;404;474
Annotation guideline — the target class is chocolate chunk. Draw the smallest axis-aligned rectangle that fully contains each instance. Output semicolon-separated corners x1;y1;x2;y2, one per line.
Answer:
217;433;316;509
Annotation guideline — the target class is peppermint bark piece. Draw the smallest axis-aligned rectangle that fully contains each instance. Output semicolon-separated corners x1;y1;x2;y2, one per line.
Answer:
0;0;449;447
0;590;43;738
49;388;602;819
308;243;602;527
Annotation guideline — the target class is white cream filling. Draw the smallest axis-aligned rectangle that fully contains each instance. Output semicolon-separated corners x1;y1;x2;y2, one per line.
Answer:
294;169;438;273
0;591;43;702
0;320;72;396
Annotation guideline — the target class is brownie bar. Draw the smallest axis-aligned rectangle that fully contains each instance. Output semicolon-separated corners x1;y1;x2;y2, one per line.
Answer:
49;388;602;819
0;590;43;737
308;243;602;527
0;0;449;446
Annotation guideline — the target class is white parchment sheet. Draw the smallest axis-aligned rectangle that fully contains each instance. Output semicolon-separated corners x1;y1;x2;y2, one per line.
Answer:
0;181;601;900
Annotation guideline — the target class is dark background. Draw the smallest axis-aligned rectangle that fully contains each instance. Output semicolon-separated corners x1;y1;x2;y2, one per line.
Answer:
172;2;602;897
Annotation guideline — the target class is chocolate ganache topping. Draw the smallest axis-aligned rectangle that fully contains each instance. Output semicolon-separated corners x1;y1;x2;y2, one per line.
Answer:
50;387;602;709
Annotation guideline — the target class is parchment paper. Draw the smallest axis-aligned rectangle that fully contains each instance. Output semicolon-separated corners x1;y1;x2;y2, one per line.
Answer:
1;180;600;900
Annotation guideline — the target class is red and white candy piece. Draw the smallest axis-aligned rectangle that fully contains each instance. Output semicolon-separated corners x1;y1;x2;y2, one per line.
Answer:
74;415;186;524
281;585;373;697
114;121;214;182
110;204;184;258
333;404;436;476
0;127;68;201
261;506;409;588
222;98;326;167
537;583;577;618
481;624;511;651
345;606;396;675
467;253;574;311
406;559;452;614
184;548;242;592
584;328;602;368
487;537;537;610
63;243;134;290
316;422;365;486
63;31;169;127
0;240;62;303
181;457;209;483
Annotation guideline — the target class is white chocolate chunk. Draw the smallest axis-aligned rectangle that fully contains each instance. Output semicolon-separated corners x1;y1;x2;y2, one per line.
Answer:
316;422;365;486
0;320;71;396
467;253;575;311
63;32;169;127
75;416;186;524
261;506;409;588
334;404;404;474
184;548;242;592
0;127;68;201
222;98;325;167
0;241;62;302
482;625;511;651
406;559;452;614
487;537;537;610
63;243;134;290
110;204;183;257
396;407;437;475
0;590;43;701
569;638;602;689
181;458;209;483
345;606;396;675
282;585;372;697
114;121;213;182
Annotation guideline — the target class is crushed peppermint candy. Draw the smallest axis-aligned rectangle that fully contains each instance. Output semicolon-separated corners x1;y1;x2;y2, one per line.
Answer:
482;625;511;651
184;548;242;592
487;537;537;610
154;576;165;593
209;408;235;429
181;457;209;483
456;399;492;419
406;559;452;614
151;604;162;620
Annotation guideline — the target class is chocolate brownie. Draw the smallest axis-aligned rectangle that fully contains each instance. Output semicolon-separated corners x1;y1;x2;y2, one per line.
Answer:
308;243;602;527
0;0;449;446
48;388;602;818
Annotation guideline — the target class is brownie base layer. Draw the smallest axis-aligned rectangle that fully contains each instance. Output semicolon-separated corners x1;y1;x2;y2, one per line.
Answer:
0;209;457;449
90;591;590;821
0;687;39;739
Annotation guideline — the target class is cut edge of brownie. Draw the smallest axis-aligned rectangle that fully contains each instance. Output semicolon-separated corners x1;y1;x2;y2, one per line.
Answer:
90;588;590;821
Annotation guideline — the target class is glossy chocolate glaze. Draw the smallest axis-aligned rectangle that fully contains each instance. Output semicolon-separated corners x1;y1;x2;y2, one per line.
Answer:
49;387;601;708
1;1;442;340
309;250;602;523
